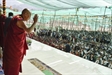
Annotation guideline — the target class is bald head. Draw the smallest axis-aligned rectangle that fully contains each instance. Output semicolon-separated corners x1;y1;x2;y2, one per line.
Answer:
22;8;31;14
21;8;31;21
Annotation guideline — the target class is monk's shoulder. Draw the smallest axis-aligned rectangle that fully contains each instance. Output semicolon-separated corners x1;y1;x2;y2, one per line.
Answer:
17;18;24;28
16;15;23;21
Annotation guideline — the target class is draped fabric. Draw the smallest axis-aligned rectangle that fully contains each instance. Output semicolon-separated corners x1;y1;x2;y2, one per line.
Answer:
0;15;6;47
3;17;13;49
3;15;28;75
4;17;12;37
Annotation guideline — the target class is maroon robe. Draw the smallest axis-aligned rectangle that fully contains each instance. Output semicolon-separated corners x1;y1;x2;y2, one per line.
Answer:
0;14;6;47
3;15;28;75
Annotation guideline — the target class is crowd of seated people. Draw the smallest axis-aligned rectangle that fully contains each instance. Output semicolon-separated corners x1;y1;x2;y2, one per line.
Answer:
27;29;112;69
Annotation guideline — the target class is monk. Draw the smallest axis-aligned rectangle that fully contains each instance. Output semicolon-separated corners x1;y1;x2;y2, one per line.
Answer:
3;8;38;75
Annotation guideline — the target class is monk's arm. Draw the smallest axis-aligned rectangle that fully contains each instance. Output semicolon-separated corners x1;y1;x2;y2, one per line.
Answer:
17;21;36;33
17;14;38;33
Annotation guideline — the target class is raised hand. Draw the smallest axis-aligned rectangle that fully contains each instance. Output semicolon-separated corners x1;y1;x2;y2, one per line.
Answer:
33;14;38;23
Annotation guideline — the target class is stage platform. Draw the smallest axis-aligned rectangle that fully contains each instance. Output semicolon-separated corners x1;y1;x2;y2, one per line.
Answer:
20;38;112;75
20;58;45;75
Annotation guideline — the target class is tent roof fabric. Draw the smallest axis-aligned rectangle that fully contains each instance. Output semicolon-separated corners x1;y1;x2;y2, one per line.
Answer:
0;0;111;11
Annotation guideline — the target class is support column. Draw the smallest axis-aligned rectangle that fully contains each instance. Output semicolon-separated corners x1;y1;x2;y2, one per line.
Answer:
2;0;6;15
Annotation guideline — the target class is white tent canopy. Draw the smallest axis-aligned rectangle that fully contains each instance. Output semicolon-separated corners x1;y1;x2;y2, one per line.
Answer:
0;0;112;31
0;0;112;11
0;0;112;15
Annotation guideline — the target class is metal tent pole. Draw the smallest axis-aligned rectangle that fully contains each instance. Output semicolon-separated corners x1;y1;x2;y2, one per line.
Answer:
40;11;44;29
84;12;87;31
95;17;98;31
102;6;107;32
110;7;112;44
72;8;79;30
52;10;56;31
67;13;70;30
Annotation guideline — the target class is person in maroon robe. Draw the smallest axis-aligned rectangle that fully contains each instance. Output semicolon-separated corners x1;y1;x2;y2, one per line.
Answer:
3;12;13;49
3;8;38;75
0;9;6;48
